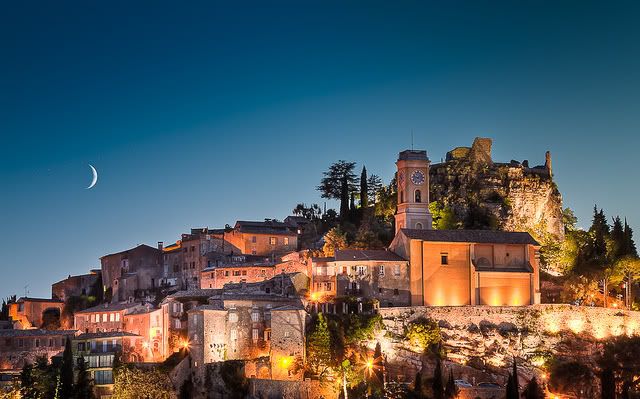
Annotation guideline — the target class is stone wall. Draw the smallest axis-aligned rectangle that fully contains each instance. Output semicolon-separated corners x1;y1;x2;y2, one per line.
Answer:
249;378;338;399
376;305;640;389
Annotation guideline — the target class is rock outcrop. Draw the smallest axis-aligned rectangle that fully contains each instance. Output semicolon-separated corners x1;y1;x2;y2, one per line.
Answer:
430;137;564;240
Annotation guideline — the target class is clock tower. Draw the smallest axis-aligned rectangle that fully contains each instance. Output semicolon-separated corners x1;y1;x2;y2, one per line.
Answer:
395;149;432;233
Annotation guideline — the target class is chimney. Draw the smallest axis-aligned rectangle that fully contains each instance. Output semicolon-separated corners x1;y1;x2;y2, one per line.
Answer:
157;241;163;251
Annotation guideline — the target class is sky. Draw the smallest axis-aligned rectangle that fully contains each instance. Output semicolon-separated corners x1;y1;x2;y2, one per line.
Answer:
1;1;639;298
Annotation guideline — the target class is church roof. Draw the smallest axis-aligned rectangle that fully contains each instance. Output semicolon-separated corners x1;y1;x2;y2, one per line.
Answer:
335;249;405;262
400;229;539;246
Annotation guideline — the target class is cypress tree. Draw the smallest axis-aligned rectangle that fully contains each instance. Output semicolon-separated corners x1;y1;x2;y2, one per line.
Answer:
414;370;424;399
611;216;625;259
75;356;94;399
59;337;74;399
444;369;458;399
601;367;615;399
522;377;544;399
20;363;38;398
590;206;610;261
360;166;369;209
432;358;444;399
509;357;520;399
505;373;515;399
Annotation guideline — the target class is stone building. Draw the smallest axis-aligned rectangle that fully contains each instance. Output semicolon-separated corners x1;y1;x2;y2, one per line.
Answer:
187;293;306;385
100;244;163;302
51;270;101;301
122;307;167;362
8;297;65;329
223;220;298;256
73;301;150;334
0;329;76;371
200;254;275;289
311;250;411;308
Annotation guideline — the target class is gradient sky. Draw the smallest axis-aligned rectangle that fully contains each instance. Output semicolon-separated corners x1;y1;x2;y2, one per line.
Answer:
1;1;639;298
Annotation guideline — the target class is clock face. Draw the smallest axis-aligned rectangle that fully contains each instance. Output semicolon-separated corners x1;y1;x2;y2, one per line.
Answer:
411;170;425;185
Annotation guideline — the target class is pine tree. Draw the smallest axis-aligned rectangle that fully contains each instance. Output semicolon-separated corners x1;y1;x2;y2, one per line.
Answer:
75;356;94;399
360;166;369;209
611;216;625;260
589;206;610;262
59;337;74;399
432;358;444;399
505;373;515;399
444;369;458;399
623;219;638;258
509;357;519;399
340;176;349;219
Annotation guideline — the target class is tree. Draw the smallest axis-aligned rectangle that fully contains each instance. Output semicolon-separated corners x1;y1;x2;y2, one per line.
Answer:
432;358;444;399
20;363;38;399
369;342;384;394
505;373;516;399
306;314;332;379
612;257;640;309
563;208;578;232
59;338;74;399
340;176;350;219
360;166;369;209
610;216;625;260
404;318;441;353
367;174;383;206
317;160;359;200
75;357;95;399
600;366;615;399
412;370;425;399
374;175;397;224
444;369;458;399
623;219;638;258
429;202;459;230
323;227;348;257
549;360;594;398
522;377;544;399
111;366;173;399
507;357;519;399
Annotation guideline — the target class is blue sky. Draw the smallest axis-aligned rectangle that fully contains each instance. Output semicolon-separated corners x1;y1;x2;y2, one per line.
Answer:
1;1;639;298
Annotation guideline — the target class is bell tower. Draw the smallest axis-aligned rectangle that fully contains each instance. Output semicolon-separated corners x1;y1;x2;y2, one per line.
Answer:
395;150;432;233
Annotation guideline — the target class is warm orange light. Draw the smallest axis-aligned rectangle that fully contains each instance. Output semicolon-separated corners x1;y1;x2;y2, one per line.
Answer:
181;339;190;349
366;359;373;371
142;341;149;349
310;292;319;301
279;356;292;369
612;303;618;308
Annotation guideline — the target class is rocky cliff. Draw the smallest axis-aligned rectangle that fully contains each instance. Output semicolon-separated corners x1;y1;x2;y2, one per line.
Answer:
429;137;565;240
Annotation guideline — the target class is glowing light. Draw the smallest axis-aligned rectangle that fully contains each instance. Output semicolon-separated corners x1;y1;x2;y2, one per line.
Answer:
310;292;319;301
279;356;292;369
611;324;624;337
365;359;373;371
142;341;149;349
181;340;190;350
612;303;618;308
567;318;585;334
593;324;608;340
545;320;560;334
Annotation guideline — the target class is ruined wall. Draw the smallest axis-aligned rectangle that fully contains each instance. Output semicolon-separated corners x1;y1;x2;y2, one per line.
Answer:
376;305;640;389
430;138;564;240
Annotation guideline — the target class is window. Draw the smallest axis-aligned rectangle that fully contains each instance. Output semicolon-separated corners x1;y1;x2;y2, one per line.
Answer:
94;370;113;385
251;312;259;322
415;189;422;203
230;329;237;341
78;343;85;351
415;222;423;229
233;270;241;276
379;265;385;276
324;282;332;291
441;253;448;265
102;313;108;322
115;313;120;322
269;237;277;245
252;236;257;243
400;190;404;203
251;250;257;255
284;237;289;245
265;330;271;341
394;264;401;276
49;338;53;347
357;265;367;276
89;355;99;368
224;271;230;277
229;313;238;323
35;339;40;348
109;313;115;322
242;270;247;276
252;328;259;343
284;331;290;338
103;341;108;352
18;339;23;347
191;246;195;252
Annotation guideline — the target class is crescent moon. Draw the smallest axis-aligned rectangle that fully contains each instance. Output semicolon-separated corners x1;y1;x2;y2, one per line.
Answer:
87;164;98;189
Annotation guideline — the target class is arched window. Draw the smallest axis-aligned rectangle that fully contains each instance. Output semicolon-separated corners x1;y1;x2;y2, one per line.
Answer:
415;222;423;229
415;189;422;203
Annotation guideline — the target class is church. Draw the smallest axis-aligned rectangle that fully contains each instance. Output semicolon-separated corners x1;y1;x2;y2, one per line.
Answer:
312;149;542;307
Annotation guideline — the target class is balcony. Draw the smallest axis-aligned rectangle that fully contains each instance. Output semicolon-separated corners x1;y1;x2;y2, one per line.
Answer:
472;259;533;273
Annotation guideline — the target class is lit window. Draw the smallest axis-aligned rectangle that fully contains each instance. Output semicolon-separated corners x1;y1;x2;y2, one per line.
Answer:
269;237;277;245
284;331;290;338
284;237;289;245
229;313;238;323
115;313;120;322
379;265;385;276
441;254;448;265
251;312;259;322
109;313;115;322
357;266;366;276
252;328;259;343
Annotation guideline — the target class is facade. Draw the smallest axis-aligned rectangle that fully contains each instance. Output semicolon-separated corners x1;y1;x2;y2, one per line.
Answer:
51;270;101;301
389;229;541;306
200;254;275;289
72;331;142;397
224;220;297;256
0;329;76;371
73;301;149;334
100;244;163;302
122;307;167;361
187;294;306;381
311;250;411;308
8;297;65;329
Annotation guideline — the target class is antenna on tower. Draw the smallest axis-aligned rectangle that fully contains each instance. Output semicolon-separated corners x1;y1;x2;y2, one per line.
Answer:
23;285;29;298
411;129;414;150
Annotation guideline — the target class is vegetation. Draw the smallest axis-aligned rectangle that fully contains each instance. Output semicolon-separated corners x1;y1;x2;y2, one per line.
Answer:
548;360;594;398
111;365;173;399
306;313;332;379
404;318;441;353
323;226;348;257
219;360;249;399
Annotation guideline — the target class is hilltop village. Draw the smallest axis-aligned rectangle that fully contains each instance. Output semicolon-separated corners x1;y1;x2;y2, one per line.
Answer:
1;138;639;399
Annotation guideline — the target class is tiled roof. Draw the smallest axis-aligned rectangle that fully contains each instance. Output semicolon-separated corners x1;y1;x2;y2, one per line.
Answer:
334;249;405;262
164;289;221;300
400;229;539;245
235;220;297;236
271;305;304;311
100;244;161;259
0;329;76;338
75;302;143;314
75;331;140;340
17;297;64;303
311;257;335;263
